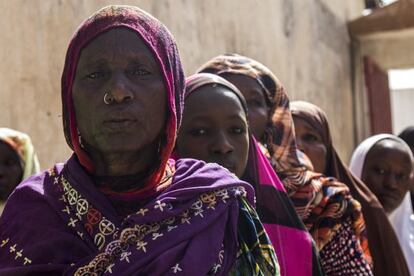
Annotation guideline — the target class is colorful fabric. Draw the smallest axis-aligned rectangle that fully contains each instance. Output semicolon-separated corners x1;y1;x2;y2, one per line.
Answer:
182;73;322;276
0;6;279;275
230;198;279;276
198;54;373;275
291;101;410;276
0;128;40;182
350;134;414;276
61;5;185;201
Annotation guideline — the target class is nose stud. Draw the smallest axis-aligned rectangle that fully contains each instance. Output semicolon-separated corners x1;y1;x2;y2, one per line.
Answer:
103;92;114;105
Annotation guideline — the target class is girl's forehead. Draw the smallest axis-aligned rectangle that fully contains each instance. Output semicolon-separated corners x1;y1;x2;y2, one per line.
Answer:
368;141;413;168
374;139;410;155
184;86;247;118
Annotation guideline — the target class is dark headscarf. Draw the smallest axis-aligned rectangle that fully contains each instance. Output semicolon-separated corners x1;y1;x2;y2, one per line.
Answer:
182;73;323;276
61;5;185;200
291;101;410;276
399;126;414;150
198;54;374;275
398;126;414;212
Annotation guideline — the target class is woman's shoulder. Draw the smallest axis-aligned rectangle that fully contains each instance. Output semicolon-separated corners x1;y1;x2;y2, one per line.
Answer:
9;163;65;201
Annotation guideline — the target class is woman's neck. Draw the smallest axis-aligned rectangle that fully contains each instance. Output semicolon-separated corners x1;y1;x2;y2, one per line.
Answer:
89;143;158;177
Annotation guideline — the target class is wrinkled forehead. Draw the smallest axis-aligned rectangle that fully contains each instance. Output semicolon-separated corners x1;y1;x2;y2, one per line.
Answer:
76;27;158;68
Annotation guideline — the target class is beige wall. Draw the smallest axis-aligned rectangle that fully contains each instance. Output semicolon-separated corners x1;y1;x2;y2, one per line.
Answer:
0;0;364;169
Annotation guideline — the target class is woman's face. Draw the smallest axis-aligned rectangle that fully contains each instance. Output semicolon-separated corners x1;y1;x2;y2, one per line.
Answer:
362;139;413;213
292;116;327;174
221;74;269;143
0;141;23;200
72;28;166;158
176;85;249;178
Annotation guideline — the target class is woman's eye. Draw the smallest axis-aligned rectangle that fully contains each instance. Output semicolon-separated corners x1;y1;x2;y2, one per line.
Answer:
230;127;245;135
130;68;150;76
374;168;386;175
396;173;408;181
303;133;318;142
86;72;105;79
190;128;207;136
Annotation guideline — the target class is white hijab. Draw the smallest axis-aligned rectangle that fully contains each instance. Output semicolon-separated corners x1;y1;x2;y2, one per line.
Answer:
350;134;414;276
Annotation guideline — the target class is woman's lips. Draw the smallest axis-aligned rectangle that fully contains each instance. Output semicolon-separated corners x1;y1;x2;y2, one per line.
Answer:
103;119;137;131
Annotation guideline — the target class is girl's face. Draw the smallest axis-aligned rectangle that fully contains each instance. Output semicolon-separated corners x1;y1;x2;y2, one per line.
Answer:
176;85;249;178
362;139;413;213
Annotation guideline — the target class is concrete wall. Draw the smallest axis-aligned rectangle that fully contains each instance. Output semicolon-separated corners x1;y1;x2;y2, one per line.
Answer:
0;0;364;169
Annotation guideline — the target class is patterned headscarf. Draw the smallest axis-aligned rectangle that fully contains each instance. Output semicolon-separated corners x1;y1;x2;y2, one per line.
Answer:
198;54;373;274
0;128;40;182
61;5;185;199
291;102;411;276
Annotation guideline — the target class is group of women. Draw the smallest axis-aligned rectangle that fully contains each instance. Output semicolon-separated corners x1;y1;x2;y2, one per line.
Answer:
0;5;413;275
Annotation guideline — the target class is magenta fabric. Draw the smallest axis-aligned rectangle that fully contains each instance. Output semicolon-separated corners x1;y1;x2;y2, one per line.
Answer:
247;138;315;276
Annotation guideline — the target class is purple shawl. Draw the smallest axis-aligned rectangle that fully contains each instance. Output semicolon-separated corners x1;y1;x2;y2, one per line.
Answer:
0;156;255;275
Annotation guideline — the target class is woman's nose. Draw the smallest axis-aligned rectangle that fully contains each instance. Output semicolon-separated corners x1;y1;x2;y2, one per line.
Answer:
385;174;399;189
210;132;234;155
109;73;134;103
296;137;305;152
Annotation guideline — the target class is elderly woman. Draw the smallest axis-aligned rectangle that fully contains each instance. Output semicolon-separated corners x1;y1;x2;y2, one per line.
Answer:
198;54;373;275
0;128;40;214
350;134;414;276
0;6;279;275
175;73;323;276
290;101;410;276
